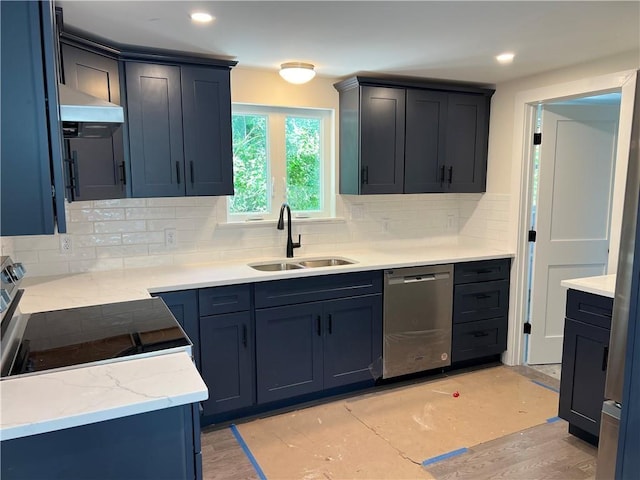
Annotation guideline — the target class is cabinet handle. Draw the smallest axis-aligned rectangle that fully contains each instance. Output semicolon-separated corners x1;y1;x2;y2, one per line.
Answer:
448;166;453;184
474;269;494;275
64;150;80;200
361;166;369;185
328;314;333;334
474;331;489;338
440;165;445;184
190;161;195;184
242;325;248;348
176;161;181;184
475;294;492;300
119;162;127;185
317;316;322;336
602;346;609;371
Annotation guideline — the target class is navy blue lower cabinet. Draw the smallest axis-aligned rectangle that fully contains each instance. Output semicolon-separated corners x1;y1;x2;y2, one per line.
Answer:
200;311;254;416
1;404;201;480
255;302;324;404
323;295;382;389
156;290;200;368
559;317;610;440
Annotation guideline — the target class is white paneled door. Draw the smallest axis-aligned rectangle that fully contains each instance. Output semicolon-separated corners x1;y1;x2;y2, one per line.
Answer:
528;103;620;364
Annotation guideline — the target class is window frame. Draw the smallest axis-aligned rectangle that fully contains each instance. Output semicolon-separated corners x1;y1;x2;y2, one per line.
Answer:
227;104;333;223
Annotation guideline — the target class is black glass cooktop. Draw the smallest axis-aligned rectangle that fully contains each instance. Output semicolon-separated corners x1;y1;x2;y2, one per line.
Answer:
6;297;190;377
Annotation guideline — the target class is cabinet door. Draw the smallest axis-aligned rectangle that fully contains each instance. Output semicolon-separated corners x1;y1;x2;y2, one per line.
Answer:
323;295;382;389
200;311;254;416
1;1;65;236
126;62;184;197
62;45;126;201
255;303;323;404
404;90;447;193
559;318;610;437
360;86;405;194
181;66;233;196
155;290;200;368
445;94;488;193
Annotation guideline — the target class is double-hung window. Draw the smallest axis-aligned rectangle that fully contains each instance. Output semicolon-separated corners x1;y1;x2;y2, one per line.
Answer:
227;104;333;221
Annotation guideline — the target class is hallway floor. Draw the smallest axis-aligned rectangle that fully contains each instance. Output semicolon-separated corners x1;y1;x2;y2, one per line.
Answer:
201;365;596;479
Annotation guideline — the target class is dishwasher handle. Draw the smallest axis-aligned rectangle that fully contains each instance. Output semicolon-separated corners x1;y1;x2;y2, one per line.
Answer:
386;271;451;285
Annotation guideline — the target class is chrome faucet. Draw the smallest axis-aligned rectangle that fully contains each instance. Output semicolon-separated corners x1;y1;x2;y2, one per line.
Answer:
277;203;301;258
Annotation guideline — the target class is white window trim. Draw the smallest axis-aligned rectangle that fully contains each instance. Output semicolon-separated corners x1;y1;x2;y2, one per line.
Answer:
225;104;335;223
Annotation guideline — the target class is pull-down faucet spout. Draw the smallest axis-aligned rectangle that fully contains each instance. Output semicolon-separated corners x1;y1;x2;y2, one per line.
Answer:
277;203;301;258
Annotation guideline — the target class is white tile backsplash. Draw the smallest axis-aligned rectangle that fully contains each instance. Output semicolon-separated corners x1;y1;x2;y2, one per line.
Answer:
3;194;510;276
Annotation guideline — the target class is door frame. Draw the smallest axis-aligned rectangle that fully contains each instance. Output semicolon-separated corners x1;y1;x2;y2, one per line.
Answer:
504;69;637;366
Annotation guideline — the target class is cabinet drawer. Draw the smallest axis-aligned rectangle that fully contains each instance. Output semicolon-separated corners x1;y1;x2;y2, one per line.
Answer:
198;284;251;316
452;317;507;362
254;271;383;309
454;258;510;284
566;289;613;330
453;280;509;324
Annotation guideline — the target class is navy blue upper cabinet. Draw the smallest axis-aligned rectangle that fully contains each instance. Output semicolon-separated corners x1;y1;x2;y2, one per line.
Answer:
126;62;233;198
126;62;185;197
61;44;126;201
444;94;489;193
1;0;67;236
182;66;234;196
334;76;493;195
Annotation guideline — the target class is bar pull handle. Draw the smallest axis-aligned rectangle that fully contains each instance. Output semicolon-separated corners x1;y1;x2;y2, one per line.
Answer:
316;316;322;336
475;294;492;300
602;346;609;371
474;269;494;275
328;314;333;334
190;161;195;184
448;166;453;184
242;324;248;348
474;331;489;338
119;162;127;185
440;165;445;184
65;150;80;200
361;166;369;185
176;161;181;184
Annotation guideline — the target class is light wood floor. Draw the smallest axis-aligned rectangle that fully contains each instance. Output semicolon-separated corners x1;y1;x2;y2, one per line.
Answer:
200;366;594;480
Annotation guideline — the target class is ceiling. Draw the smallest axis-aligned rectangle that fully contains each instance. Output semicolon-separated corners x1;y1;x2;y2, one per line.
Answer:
57;1;640;85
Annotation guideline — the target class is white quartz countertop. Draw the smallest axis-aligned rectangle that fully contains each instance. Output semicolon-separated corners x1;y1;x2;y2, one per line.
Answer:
19;243;514;313
3;242;512;441
0;351;208;441
561;274;616;298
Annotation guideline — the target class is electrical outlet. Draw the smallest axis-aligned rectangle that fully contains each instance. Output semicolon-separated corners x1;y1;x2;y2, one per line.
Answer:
165;228;177;248
59;235;73;254
351;204;365;220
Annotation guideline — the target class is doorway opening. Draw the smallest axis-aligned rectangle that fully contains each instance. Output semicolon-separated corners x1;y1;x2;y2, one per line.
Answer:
522;92;627;374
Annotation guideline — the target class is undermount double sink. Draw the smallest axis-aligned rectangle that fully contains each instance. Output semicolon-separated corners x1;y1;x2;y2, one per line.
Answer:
249;257;356;271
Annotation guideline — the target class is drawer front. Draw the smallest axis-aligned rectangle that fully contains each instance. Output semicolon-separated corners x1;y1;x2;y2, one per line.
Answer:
566;289;613;330
452;317;507;362
254;271;383;309
198;284;251;316
453;280;509;324
454;258;510;284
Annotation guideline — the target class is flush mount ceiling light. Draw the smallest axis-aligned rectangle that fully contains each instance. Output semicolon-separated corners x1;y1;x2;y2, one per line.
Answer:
496;52;515;64
279;62;316;84
190;12;214;23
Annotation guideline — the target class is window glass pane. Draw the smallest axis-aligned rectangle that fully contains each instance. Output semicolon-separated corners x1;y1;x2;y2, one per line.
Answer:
286;116;321;211
230;114;268;214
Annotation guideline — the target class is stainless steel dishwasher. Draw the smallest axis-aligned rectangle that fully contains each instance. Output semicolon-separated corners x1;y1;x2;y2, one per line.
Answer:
383;264;453;379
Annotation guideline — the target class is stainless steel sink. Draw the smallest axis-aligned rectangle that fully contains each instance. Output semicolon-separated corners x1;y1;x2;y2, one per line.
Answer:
297;258;354;268
250;262;304;272
249;257;355;271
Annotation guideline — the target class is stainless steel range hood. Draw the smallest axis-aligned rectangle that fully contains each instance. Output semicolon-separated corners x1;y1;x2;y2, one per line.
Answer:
58;84;124;138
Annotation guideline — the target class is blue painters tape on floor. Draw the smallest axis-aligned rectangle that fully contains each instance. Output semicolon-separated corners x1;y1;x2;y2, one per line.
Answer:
546;416;561;423
230;424;267;480
531;379;560;393
422;447;469;467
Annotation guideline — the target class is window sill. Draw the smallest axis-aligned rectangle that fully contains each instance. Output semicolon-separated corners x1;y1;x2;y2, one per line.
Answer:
217;217;347;230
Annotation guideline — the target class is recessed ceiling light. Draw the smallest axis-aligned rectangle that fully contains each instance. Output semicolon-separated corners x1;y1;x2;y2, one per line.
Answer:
496;52;515;64
190;12;214;23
